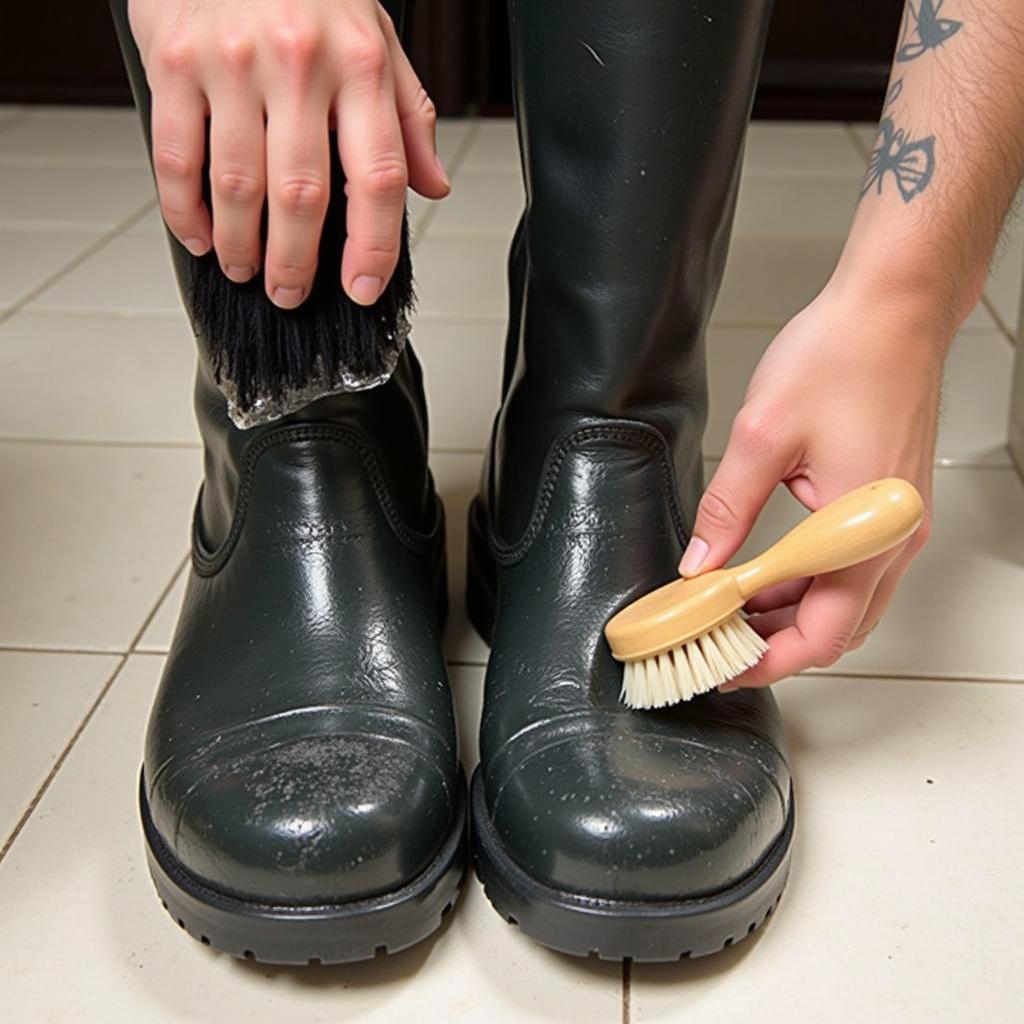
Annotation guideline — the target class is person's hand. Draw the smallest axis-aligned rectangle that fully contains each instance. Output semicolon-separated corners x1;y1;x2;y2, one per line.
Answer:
128;0;450;308
679;276;946;689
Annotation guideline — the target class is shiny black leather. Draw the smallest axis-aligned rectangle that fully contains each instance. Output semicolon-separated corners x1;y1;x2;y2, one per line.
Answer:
110;0;462;911
471;0;792;911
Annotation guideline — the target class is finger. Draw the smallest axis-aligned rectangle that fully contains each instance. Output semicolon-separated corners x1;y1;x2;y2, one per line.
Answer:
744;577;812;615
380;10;449;199
207;39;266;283
680;406;795;577
846;541;916;649
263;88;331;308
727;555;892;688
150;53;211;255
336;28;409;305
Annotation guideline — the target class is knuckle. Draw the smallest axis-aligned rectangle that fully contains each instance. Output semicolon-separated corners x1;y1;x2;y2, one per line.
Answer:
813;634;851;668
698;486;741;532
156;33;196;77
362;160;408;199
411;86;437;126
214;169;263;205
153;144;196;182
272;256;316;279
275;175;328;216
732;405;782;453
344;31;388;79
272;21;320;65
216;32;256;73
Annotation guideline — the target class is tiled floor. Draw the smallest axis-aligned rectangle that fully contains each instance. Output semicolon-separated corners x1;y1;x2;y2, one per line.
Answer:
0;108;1021;1022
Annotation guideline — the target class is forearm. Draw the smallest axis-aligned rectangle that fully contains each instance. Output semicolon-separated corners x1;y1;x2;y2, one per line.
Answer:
835;0;1024;337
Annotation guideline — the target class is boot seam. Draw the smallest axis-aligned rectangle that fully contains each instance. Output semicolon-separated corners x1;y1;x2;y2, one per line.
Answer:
486;421;690;566
192;422;439;576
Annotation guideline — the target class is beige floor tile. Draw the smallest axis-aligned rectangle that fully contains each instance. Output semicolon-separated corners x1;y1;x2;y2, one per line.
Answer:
743;121;867;178
0;229;102;309
424;171;524;240
412;238;509;321
0;106;24;128
0;163;153;231
0;442;198;651
0;650;120;841
27;232;184;316
0;313;199;444
713;237;843;325
0;655;620;1023
713;236;997;331
984;212;1023;336
704;327;1014;467
722;464;1024;681
733;174;859;240
135;564;187;654
414;318;504;451
631;674;1024;1023
459;119;519;174
848;122;879;155
0;106;148;166
436;118;476;167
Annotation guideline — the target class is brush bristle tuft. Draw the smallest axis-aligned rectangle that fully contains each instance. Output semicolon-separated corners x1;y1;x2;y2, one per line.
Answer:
619;612;769;709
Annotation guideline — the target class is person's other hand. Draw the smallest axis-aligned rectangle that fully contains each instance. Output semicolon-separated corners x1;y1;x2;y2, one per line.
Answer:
678;277;944;689
128;0;450;308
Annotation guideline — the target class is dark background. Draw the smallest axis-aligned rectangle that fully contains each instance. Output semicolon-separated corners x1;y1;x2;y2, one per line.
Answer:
0;0;903;121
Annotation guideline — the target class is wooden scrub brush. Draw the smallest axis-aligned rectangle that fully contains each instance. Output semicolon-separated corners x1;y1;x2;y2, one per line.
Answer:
605;478;925;709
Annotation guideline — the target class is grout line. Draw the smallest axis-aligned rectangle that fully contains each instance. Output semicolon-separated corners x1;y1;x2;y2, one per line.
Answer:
802;667;1024;685
0;655;128;865
0;436;201;451
622;958;632;1024
0;552;189;863
980;292;1017;346
0;198;159;328
0;644;128;657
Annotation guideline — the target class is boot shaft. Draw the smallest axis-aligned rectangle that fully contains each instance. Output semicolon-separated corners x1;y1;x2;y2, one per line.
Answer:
489;0;774;542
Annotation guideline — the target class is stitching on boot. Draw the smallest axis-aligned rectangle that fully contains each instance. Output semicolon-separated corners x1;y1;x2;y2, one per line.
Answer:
192;423;440;576
487;421;692;567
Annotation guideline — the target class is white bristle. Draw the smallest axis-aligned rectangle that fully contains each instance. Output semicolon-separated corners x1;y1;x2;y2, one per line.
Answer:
619;611;769;709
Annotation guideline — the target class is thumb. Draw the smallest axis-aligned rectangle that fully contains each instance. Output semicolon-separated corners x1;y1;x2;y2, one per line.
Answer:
680;410;793;577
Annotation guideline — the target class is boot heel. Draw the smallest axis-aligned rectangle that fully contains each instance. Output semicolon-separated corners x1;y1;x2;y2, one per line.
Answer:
465;498;497;646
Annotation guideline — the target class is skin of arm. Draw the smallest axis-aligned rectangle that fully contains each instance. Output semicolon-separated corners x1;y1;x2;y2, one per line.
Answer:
680;0;1024;689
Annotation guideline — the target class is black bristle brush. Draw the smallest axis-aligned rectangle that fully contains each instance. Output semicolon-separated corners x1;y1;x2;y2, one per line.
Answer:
182;129;415;427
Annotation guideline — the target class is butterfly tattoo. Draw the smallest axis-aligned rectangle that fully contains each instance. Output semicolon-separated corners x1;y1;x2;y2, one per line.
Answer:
897;0;962;62
861;118;935;203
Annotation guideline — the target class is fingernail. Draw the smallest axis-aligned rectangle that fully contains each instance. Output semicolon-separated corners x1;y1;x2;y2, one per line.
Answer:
434;152;451;188
718;682;739;694
678;536;709;577
272;286;305;308
225;264;255;283
350;275;382;305
184;237;209;257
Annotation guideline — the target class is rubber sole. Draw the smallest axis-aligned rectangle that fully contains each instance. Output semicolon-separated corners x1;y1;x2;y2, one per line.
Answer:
140;768;468;965
471;769;793;962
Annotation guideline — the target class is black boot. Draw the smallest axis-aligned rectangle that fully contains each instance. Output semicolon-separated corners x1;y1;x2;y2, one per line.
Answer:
468;0;793;961
110;1;465;964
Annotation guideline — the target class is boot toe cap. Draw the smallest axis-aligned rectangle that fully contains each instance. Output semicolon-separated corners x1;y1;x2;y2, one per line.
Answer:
149;730;456;905
488;724;789;902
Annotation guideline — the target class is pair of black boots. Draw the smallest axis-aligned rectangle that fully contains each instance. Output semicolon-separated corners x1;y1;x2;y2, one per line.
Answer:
112;0;793;964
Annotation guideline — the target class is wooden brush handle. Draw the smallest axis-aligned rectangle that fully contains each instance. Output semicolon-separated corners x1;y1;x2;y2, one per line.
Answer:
732;478;924;598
